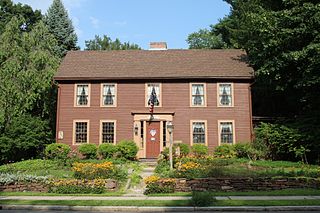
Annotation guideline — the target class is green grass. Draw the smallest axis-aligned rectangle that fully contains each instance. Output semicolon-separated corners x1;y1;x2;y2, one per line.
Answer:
148;188;320;196
1;199;320;206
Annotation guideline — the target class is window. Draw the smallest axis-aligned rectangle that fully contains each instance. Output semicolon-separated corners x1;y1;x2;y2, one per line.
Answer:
101;121;116;143
75;84;90;106
163;121;167;147
218;83;233;107
101;84;116;107
191;121;207;145
190;83;206;106
146;83;161;107
74;121;89;144
219;121;234;144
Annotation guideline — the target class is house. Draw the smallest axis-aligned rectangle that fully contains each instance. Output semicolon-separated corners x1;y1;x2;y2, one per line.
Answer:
54;42;254;158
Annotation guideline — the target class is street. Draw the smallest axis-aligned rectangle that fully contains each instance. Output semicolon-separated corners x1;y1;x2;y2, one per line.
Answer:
1;211;320;213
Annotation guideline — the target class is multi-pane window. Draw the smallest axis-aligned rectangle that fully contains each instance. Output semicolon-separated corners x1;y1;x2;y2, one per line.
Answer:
218;83;232;106
192;122;206;144
220;122;234;144
102;84;116;106
147;83;160;106
101;122;115;143
191;83;205;106
76;84;89;106
75;122;88;143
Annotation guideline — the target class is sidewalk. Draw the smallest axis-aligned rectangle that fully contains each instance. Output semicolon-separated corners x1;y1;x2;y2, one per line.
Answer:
1;195;320;200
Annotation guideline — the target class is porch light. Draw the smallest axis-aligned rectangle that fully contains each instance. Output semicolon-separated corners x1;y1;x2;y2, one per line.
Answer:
134;123;139;135
167;121;174;170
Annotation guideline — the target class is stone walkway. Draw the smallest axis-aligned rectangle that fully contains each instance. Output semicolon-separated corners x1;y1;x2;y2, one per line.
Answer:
124;160;157;196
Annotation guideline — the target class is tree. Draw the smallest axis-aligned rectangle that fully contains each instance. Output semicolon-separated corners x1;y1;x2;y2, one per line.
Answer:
187;28;227;49
85;35;141;50
0;0;42;34
44;0;78;57
0;16;60;132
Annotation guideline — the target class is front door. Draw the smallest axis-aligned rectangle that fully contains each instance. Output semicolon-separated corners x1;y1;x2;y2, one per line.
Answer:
146;121;161;158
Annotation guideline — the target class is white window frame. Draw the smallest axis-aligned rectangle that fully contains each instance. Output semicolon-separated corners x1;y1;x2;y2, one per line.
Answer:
100;83;117;107
145;83;162;107
99;120;117;144
190;120;208;146
73;120;90;145
190;83;207;107
74;84;91;107
217;83;234;107
218;120;236;145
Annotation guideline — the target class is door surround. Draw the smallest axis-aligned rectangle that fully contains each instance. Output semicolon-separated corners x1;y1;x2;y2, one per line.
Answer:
132;112;174;158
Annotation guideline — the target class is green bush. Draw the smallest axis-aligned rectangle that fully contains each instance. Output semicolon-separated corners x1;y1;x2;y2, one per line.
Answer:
154;160;174;178
78;144;97;159
98;144;117;159
175;143;190;156
191;144;208;156
116;140;138;160
214;144;236;158
45;144;71;160
190;191;215;206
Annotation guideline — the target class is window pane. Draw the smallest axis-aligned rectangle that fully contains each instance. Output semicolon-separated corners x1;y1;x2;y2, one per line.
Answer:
192;122;205;144
75;122;88;143
219;84;232;106
147;83;160;106
77;85;89;106
103;84;115;106
102;122;114;143
220;122;233;144
192;84;205;106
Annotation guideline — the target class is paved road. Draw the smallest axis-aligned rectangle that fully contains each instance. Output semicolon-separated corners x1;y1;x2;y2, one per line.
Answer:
1;211;319;213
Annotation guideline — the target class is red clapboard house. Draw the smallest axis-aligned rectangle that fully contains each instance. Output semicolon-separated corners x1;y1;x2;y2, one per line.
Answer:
54;42;254;158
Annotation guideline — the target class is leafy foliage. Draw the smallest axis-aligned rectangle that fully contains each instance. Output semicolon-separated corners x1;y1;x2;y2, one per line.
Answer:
190;191;215;206
191;144;208;156
98;143;117;159
0;115;52;164
78;144;97;159
45;144;71;160
44;0;78;56
0;173;49;185
0;0;42;33
187;28;227;49
85;34;140;50
115;140;138;160
214;144;237;158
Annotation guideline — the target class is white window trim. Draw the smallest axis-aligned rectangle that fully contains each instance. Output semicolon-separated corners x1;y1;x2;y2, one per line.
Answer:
217;83;234;107
74;83;91;107
190;120;208;146
99;120;117;145
145;83;162;107
72;120;90;145
218;120;236;145
189;83;207;107
100;83;117;107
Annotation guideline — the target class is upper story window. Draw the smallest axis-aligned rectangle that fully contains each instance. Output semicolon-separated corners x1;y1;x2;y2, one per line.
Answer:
75;84;90;106
146;83;161;107
190;83;206;107
101;84;117;107
219;121;234;144
218;83;233;107
191;121;207;145
74;121;89;144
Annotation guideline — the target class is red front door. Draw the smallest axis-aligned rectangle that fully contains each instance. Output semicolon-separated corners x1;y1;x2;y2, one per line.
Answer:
146;121;161;158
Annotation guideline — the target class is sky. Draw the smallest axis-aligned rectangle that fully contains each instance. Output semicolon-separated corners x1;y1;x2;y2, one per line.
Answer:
13;0;231;50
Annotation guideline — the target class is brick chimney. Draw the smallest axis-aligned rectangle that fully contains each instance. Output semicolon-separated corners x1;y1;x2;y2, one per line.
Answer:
149;42;167;50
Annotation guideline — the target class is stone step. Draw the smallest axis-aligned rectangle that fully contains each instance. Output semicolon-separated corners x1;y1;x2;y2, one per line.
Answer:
143;167;155;172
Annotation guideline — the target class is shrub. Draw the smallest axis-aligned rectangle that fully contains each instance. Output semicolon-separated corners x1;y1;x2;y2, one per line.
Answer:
45;143;71;160
72;162;127;181
116;140;138;160
49;179;106;194
175;143;190;156
175;161;205;179
191;144;208;156
0;173;49;185
190;191;215;206
154;160;173;178
214;144;236;158
98;144;117;159
78;144;97;159
144;176;176;195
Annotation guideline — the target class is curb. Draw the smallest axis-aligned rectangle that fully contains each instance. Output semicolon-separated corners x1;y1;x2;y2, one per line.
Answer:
2;205;320;212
